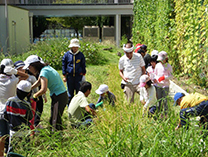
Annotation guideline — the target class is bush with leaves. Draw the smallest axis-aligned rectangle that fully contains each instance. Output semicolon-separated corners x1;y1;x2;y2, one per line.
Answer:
133;0;208;87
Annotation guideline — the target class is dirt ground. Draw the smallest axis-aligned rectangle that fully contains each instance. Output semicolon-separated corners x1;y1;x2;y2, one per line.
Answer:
171;76;208;96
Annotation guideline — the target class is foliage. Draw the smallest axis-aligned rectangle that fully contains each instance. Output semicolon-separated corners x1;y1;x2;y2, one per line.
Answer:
132;0;208;87
21;38;119;70
120;35;128;47
8;63;208;157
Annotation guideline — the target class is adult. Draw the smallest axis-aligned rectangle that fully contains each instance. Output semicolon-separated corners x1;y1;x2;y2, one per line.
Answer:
135;44;151;69
62;38;86;104
68;81;96;128
119;41;145;103
154;51;173;117
23;55;68;131
174;92;208;132
0;59;28;157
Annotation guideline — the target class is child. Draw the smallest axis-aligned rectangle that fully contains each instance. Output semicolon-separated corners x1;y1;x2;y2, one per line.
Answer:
154;51;173;117
139;75;158;116
4;80;33;153
146;55;158;85
95;84;116;107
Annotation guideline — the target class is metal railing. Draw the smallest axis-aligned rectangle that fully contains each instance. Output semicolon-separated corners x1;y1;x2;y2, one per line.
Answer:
0;0;133;5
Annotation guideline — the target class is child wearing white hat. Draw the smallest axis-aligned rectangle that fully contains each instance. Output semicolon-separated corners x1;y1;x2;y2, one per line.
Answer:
139;75;158;116
4;80;33;154
95;84;116;107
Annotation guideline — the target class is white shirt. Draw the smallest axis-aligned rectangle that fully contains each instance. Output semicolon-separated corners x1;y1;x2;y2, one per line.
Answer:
68;91;89;124
140;85;157;110
0;74;19;114
119;53;145;85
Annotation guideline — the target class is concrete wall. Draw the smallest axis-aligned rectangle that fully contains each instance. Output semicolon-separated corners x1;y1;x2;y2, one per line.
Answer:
0;6;7;53
8;5;30;54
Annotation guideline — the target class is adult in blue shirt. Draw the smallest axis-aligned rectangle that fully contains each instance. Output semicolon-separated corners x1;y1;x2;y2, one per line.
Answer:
23;55;68;131
62;38;86;104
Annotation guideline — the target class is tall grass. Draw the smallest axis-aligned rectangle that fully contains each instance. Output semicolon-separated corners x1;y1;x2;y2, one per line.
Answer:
8;42;208;157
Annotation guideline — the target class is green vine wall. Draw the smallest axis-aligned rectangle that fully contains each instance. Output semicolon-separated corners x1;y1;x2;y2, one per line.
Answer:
133;0;208;87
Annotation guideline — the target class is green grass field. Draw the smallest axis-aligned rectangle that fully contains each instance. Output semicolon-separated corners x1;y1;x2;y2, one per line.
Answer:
9;42;208;157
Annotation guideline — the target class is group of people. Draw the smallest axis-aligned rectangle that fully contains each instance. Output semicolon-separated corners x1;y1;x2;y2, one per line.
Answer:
0;38;208;156
119;41;172;117
0;38;116;156
119;40;208;135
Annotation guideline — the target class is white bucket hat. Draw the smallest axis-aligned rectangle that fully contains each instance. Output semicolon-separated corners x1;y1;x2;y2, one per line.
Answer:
68;38;80;48
17;80;32;93
23;55;44;69
95;84;109;94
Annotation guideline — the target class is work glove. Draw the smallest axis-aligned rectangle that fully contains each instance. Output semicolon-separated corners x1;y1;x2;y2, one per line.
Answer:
4;67;18;75
158;76;165;82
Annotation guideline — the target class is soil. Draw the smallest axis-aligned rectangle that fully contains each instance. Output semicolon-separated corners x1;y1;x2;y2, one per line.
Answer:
171;76;208;96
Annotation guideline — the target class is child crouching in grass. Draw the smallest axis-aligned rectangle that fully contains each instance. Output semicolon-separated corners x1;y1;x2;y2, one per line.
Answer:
139;75;158;117
4;80;33;154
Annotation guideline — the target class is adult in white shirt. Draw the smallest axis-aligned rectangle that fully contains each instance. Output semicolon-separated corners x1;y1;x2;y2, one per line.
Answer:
119;41;146;103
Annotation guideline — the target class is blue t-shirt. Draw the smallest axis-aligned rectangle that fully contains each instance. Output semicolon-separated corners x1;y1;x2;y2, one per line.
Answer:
40;66;66;96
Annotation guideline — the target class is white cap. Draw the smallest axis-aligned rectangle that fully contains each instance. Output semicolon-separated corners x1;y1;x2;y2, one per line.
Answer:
0;59;14;67
151;50;159;57
68;38;80;48
160;51;168;58
139;75;150;87
95;84;109;94
17;80;32;93
157;52;166;61
23;55;44;69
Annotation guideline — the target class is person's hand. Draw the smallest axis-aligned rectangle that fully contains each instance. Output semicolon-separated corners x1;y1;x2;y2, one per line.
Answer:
63;77;67;82
44;97;47;103
175;125;180;131
33;94;39;102
4;67;18;75
153;79;157;83
123;77;129;82
158;76;165;82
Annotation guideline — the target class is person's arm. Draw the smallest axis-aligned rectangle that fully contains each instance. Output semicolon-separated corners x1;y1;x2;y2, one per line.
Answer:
81;53;86;75
141;66;146;75
17;71;29;81
119;69;128;82
175;120;181;130
31;77;41;90
85;105;96;116
33;77;48;98
62;52;67;82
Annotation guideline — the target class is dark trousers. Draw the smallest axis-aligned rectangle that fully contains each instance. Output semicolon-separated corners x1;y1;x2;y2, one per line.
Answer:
34;96;44;126
50;91;68;130
155;86;169;115
180;101;208;129
66;75;82;104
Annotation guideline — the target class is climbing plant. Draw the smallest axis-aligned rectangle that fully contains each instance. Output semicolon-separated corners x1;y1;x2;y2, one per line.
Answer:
133;0;208;87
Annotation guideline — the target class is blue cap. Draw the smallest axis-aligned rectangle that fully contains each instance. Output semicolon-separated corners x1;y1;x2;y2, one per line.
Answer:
14;61;25;70
173;92;184;105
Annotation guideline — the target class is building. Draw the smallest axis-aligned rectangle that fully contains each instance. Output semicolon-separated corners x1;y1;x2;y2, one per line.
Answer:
0;4;30;54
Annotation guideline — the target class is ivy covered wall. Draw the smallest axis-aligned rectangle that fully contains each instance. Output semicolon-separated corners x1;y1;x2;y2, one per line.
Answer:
132;0;208;87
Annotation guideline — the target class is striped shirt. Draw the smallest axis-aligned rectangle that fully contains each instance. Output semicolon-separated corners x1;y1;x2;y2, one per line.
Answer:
5;96;33;131
119;53;145;85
